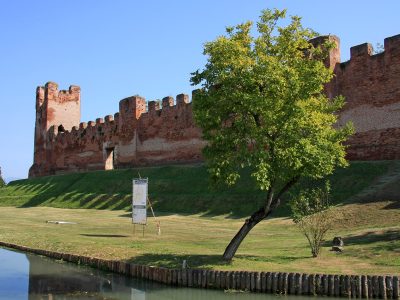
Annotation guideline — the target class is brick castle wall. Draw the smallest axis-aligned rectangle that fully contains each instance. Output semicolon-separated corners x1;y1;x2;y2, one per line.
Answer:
332;35;400;160
29;88;205;177
29;34;400;177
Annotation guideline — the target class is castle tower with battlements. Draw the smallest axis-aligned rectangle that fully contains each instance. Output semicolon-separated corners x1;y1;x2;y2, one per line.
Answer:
29;34;400;178
29;84;204;177
30;82;81;177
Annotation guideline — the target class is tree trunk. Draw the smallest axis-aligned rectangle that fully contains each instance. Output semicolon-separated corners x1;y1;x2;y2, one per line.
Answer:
222;206;271;261
221;177;299;261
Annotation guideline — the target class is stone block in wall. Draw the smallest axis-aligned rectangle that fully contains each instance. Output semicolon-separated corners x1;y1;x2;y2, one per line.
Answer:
162;96;174;108
105;115;114;122
384;34;400;54
119;96;146;121
148;100;160;112
176;94;189;106
350;43;373;58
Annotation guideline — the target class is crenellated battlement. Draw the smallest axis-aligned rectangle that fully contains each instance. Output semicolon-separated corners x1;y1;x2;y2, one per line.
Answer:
36;82;80;109
28;87;202;177
29;33;400;178
47;91;194;143
337;34;400;68
384;34;400;54
327;33;400;115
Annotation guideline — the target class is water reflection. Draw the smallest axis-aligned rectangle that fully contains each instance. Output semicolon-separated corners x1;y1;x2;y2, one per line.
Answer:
27;253;267;300
0;248;328;300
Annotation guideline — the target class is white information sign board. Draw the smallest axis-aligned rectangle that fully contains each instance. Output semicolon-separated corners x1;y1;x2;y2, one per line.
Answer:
132;178;148;225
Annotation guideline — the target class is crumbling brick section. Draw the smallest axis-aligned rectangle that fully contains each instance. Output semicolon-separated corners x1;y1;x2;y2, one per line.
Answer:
29;34;400;178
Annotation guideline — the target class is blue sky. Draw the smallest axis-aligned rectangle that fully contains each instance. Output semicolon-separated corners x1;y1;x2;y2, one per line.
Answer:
1;0;399;180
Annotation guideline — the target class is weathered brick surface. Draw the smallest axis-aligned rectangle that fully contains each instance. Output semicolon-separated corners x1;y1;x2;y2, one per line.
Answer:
29;85;205;177
326;34;400;160
29;34;400;178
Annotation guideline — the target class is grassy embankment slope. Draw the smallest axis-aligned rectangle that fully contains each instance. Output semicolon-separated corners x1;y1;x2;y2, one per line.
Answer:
0;161;399;274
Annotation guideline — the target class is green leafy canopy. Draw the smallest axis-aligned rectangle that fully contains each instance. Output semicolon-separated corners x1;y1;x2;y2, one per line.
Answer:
191;9;353;194
290;181;332;223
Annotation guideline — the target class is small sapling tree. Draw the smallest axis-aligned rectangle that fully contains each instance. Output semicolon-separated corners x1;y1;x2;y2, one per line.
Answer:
291;182;339;257
191;9;353;261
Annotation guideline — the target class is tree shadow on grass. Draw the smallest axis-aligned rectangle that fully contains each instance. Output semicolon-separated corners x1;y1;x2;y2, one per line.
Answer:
344;229;400;245
126;253;235;269
119;213;132;218
383;200;400;209
80;233;129;238
323;229;400;248
126;253;308;269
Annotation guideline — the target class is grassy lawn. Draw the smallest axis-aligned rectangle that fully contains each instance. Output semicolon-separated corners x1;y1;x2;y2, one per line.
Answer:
0;161;399;275
0;161;393;217
0;203;399;275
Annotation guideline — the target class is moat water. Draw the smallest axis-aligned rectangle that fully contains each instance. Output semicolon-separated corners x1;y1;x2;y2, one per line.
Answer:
0;247;334;300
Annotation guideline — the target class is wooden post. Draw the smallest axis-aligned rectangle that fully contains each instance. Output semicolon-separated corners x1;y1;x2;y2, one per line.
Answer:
250;272;256;292
355;275;362;298
182;269;187;286
240;271;246;290
295;273;303;295
309;274;316;296
289;273;296;294
372;276;379;298
177;269;182;286
198;270;203;288
321;275;328;296
207;270;215;289
302;273;309;295
266;272;272;292
361;275;368;299
328;274;334;296
173;269;178;285
379;276;387;299
272;272;279;293
333;275;340;297
393;276;399;300
386;276;393;300
225;271;231;290
351;275;357;298
255;272;261;292
188;269;193;287
368;275;373;298
261;272;267;292
245;271;251;291
315;274;322;295
231;271;238;290
219;271;226;289
344;275;352;297
202;270;207;288
192;269;198;287
277;272;284;294
282;273;289;295
215;271;220;289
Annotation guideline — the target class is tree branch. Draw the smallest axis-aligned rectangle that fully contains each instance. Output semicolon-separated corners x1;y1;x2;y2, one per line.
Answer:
275;175;300;200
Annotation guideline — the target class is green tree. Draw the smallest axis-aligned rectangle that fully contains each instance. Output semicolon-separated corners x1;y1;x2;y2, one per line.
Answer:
291;182;339;257
190;9;353;261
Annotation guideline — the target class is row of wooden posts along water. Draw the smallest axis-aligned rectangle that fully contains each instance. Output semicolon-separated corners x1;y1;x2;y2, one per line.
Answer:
1;242;399;299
